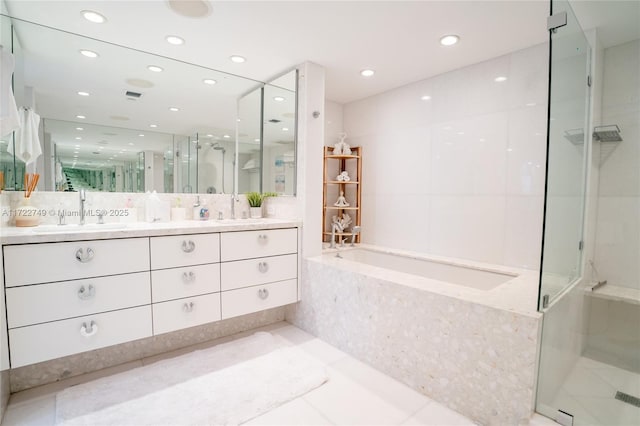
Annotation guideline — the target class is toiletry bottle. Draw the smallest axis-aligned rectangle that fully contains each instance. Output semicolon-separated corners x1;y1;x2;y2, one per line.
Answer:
199;199;210;220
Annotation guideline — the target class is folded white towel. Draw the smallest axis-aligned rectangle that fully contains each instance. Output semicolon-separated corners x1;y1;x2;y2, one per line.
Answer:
10;107;42;165
0;48;20;138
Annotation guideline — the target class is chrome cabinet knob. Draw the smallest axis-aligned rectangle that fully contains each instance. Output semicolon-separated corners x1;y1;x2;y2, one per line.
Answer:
181;271;196;283
183;301;195;312
77;284;95;300
258;288;269;300
257;234;269;244
75;247;94;263
258;262;269;273
80;321;98;337
181;240;196;253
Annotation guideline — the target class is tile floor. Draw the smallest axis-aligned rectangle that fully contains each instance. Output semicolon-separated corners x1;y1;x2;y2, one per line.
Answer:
543;356;640;426
1;322;554;426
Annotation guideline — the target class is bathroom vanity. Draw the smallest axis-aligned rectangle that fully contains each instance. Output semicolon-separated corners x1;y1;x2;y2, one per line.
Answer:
0;220;300;369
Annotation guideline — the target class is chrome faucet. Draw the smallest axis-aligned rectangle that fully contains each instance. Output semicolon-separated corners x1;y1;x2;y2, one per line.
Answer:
79;189;86;225
230;194;239;219
329;222;343;249
350;226;361;246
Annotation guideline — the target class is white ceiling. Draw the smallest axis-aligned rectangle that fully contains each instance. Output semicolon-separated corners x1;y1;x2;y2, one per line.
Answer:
4;0;553;104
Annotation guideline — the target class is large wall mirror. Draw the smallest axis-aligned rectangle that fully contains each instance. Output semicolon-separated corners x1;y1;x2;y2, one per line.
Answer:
0;15;298;196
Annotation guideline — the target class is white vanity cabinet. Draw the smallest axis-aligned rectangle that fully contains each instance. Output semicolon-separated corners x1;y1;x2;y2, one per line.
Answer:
1;224;299;369
150;234;222;335
220;228;298;319
3;238;153;368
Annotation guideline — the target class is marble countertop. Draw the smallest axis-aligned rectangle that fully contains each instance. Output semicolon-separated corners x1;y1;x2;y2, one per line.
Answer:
0;218;302;244
316;244;542;317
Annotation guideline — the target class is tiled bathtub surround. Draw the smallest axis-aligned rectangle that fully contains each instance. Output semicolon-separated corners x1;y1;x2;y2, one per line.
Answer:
9;306;286;393
286;252;542;425
341;43;548;270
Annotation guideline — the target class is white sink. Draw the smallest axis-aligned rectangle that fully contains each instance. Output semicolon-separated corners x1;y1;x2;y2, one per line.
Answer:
215;218;268;225
34;223;129;233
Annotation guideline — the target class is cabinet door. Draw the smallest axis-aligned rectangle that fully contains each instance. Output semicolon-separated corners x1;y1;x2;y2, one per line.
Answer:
152;293;221;335
151;264;220;303
4;238;150;286
150;233;220;269
9;306;152;368
6;272;151;329
221;279;297;319
220;228;297;261
221;254;297;291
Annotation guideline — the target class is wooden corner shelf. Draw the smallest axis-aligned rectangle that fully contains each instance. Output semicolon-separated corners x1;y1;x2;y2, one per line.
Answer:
322;145;362;244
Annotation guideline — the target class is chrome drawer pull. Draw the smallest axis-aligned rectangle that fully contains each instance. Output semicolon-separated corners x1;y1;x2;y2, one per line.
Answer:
258;262;269;273
80;321;98;337
75;247;95;263
78;284;95;300
257;234;269;244
183;301;195;312
258;288;269;300
181;240;196;253
182;271;196;283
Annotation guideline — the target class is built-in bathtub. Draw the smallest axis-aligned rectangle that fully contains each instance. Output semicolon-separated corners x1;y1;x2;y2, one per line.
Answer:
336;248;516;291
286;245;542;425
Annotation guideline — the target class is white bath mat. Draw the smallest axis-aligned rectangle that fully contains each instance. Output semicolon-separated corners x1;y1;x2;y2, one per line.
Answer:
55;332;328;425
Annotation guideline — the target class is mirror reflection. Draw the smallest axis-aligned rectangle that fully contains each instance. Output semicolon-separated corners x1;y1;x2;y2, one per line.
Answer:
1;15;297;195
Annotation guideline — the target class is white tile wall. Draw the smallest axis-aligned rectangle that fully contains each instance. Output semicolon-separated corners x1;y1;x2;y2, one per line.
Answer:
342;43;548;269
594;39;640;291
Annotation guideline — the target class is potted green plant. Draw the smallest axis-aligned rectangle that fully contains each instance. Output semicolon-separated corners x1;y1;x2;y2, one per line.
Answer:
246;192;263;218
246;192;278;218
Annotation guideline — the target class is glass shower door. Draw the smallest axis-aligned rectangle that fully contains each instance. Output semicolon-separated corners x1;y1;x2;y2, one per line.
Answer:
539;0;590;310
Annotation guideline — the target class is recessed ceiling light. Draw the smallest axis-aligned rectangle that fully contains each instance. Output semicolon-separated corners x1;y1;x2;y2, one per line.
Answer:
230;55;246;63
169;107;180;112
76;115;86;119
79;49;99;58
147;65;164;73
273;96;285;102
507;148;513;152
75;144;80;148
76;127;84;131
81;10;106;23
440;35;459;46
75;137;82;140
525;102;537;107
421;95;431;101
494;76;508;82
99;146;104;149
77;91;90;96
206;134;213;137
128;142;134;146
203;79;216;85
168;0;211;18
165;35;185;45
149;124;158;128
360;69;375;77
282;127;289;131
254;138;260;142
223;134;230;138
138;134;144;137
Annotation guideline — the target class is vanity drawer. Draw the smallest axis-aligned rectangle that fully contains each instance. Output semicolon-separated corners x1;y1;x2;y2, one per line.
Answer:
220;228;297;261
151;264;220;303
9;305;152;368
221;279;297;320
152;293;221;335
3;238;150;287
150;233;220;269
6;272;151;329
221;254;297;291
